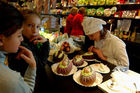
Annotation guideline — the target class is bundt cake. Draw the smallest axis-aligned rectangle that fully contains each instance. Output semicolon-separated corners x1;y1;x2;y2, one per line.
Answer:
57;57;72;75
82;52;94;59
72;55;84;66
80;66;96;86
53;50;65;63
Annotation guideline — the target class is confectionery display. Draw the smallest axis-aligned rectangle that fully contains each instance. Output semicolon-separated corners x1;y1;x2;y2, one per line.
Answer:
8;0;140;92
60;41;70;52
82;52;94;59
80;66;96;86
53;50;65;63
56;57;73;75
72;55;84;66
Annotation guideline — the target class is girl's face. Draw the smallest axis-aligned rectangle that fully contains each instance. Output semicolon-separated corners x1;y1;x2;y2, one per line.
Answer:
0;28;23;53
88;31;101;41
23;14;41;40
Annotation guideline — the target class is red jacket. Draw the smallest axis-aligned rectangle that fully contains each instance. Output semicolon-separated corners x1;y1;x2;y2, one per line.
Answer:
71;13;84;36
64;14;74;34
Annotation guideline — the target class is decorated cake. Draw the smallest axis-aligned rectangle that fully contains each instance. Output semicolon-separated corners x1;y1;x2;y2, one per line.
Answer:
82;52;94;59
57;57;73;75
72;55;84;66
53;50;65;63
60;41;70;52
80;66;96;86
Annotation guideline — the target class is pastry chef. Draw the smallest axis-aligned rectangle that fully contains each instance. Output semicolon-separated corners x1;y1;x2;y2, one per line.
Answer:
82;17;129;71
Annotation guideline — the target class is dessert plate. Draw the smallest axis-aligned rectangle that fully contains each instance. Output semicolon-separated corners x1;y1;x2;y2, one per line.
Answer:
49;54;68;63
84;59;101;62
107;80;122;92
90;63;110;74
51;63;77;76
71;60;88;68
76;61;88;68
73;70;103;87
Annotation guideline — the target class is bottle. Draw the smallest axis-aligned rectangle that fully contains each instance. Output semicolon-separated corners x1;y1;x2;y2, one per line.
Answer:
130;27;137;42
119;31;123;39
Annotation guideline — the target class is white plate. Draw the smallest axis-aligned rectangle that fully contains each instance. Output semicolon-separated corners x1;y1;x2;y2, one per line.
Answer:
84;59;101;62
107;80;121;92
70;59;88;68
98;79;135;93
48;54;68;63
51;63;77;76
48;55;53;63
76;61;88;68
90;63;110;74
71;60;88;68
73;70;103;87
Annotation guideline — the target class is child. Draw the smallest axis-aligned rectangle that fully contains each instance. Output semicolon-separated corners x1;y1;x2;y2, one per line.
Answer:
0;2;36;93
71;7;87;36
8;9;50;93
64;7;78;35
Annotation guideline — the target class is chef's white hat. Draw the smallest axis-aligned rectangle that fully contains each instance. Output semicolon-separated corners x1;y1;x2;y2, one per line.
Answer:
82;17;106;35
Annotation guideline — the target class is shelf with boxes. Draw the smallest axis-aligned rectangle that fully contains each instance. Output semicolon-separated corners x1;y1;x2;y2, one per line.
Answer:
41;1;140;43
47;3;140;20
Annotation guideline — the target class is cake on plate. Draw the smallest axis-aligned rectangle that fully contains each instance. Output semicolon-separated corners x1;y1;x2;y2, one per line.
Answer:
82;52;94;59
72;55;84;66
60;41;70;52
80;66;96;86
53;50;65;63
57;57;73;75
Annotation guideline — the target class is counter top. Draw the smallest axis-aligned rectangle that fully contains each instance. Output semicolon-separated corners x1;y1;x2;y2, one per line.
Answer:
45;51;116;93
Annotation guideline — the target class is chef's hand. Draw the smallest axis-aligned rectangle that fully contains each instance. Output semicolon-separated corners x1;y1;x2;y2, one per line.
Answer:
88;46;94;52
30;35;47;45
88;46;107;61
16;46;36;68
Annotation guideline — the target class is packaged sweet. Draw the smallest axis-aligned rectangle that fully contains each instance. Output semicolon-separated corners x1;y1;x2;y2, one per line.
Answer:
58;38;81;54
104;8;112;17
111;7;117;15
106;0;114;5
87;8;96;16
98;0;105;5
114;11;122;18
96;7;104;16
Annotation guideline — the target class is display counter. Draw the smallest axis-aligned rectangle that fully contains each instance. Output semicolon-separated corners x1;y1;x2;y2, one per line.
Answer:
45;51;116;93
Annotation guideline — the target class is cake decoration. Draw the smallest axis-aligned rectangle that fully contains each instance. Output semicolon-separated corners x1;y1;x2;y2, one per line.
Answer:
57;57;73;75
80;66;96;86
72;55;84;66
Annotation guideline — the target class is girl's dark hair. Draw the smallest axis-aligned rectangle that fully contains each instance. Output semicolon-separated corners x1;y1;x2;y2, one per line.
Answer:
0;2;24;37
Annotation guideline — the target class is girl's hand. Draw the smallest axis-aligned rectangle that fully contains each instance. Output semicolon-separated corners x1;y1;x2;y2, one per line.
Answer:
89;46;107;61
30;35;47;45
88;46;94;52
17;46;36;68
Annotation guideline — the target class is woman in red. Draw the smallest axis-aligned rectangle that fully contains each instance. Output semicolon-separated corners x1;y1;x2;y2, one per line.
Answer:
64;7;78;35
70;7;87;36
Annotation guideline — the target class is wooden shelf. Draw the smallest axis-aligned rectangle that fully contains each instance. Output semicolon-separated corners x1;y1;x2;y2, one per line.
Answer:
57;4;140;10
41;14;140;20
41;14;68;17
87;15;140;20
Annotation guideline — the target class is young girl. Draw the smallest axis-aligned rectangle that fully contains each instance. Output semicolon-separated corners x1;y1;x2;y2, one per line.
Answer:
0;2;36;93
71;7;87;36
64;7;78;35
8;9;50;93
